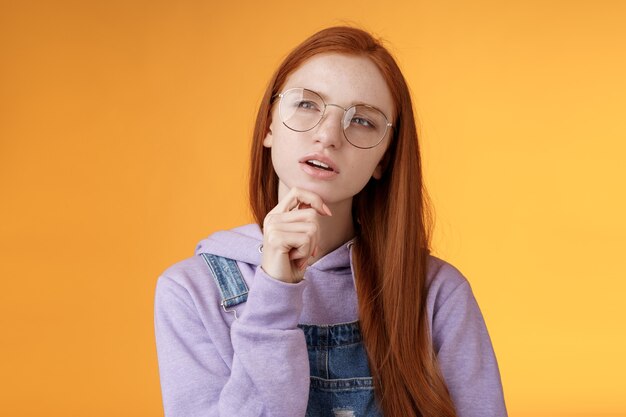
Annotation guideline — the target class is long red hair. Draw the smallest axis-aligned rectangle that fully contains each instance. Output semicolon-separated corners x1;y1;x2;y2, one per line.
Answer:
249;26;457;417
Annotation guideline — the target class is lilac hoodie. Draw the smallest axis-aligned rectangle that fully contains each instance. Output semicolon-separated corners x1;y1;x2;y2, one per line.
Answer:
154;224;507;417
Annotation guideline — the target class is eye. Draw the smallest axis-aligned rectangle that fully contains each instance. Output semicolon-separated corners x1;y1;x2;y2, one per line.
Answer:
351;116;376;129
296;100;321;111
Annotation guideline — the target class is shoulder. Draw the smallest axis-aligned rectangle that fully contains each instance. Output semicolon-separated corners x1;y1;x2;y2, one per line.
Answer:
155;255;224;322
155;224;262;326
158;254;211;292
424;255;483;330
156;222;262;306
425;254;471;304
424;255;493;347
153;254;241;372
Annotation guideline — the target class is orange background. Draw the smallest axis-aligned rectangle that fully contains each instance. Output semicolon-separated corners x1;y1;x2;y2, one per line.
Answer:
1;1;625;416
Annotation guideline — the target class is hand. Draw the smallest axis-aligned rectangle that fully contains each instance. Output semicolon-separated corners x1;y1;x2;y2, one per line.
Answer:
261;187;333;283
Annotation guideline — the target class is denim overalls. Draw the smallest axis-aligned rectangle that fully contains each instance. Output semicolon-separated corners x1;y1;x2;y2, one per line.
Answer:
200;253;383;417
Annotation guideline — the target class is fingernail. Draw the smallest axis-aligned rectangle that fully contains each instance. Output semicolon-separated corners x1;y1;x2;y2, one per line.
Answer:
322;203;332;216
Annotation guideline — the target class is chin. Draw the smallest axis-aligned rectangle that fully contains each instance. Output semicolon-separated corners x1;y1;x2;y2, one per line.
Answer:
278;180;351;206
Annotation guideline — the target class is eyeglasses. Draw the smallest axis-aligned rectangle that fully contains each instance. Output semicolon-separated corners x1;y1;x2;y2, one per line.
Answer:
275;87;392;149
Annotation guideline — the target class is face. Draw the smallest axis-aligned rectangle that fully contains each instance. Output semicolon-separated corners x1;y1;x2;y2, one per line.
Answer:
263;53;395;207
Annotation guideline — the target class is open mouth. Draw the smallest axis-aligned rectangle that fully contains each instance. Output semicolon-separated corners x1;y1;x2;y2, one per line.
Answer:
305;159;334;171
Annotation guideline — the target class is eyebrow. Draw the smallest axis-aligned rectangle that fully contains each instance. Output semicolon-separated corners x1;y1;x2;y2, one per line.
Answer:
303;87;390;115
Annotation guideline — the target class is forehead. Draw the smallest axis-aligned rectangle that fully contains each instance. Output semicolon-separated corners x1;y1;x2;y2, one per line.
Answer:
282;53;394;117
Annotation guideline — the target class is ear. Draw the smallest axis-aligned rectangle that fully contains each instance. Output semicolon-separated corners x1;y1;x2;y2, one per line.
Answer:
263;128;272;148
263;119;273;148
372;150;391;180
372;162;383;180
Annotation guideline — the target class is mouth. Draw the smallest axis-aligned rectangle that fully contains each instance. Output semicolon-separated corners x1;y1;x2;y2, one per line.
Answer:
298;154;339;173
304;159;334;172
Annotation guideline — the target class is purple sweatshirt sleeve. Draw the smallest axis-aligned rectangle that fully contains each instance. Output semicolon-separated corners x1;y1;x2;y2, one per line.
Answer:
154;266;310;417
431;280;508;417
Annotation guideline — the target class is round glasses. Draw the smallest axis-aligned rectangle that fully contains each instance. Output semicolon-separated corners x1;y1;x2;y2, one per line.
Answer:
276;87;392;149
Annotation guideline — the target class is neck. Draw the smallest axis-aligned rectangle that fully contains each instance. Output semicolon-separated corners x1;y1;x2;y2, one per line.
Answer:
310;198;354;264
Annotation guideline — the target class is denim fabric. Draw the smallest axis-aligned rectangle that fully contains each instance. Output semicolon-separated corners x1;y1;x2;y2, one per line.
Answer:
300;322;382;417
200;253;249;308
202;254;381;417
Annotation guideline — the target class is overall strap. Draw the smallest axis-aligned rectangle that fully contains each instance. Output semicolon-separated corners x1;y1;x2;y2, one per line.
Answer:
199;253;249;318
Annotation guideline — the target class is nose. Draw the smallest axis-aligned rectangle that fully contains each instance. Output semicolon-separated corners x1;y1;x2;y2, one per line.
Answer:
311;105;344;148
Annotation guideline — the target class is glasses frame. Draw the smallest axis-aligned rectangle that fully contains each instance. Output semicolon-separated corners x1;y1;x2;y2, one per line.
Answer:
273;87;393;149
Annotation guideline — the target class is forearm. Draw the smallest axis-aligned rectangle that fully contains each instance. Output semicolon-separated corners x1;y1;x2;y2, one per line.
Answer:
155;267;311;417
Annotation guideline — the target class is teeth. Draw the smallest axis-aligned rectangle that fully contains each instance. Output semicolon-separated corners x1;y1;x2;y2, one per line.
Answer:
307;160;330;169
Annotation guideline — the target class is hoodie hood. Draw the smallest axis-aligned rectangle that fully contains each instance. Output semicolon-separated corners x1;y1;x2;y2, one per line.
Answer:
195;223;353;274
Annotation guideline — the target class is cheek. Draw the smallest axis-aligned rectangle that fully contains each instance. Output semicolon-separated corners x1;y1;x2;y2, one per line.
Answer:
269;135;298;174
346;156;381;182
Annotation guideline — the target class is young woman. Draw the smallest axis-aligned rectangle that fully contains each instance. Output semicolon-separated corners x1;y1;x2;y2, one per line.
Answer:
154;26;507;417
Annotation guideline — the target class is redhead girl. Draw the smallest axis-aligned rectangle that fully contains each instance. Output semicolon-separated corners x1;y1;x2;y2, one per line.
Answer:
154;26;507;417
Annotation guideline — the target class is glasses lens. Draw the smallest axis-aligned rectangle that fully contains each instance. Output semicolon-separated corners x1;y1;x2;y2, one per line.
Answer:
279;88;325;132
343;105;389;148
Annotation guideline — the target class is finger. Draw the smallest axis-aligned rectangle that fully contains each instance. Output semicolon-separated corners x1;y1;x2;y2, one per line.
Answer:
296;258;308;271
266;219;319;239
264;230;314;258
265;208;322;226
269;222;319;259
288;245;316;260
271;187;332;216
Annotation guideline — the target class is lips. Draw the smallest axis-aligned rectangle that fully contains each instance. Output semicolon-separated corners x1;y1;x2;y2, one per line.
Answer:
298;154;339;173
